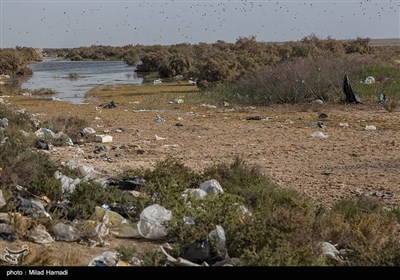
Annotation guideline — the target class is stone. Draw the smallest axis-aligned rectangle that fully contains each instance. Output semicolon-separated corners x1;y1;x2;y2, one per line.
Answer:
199;179;224;194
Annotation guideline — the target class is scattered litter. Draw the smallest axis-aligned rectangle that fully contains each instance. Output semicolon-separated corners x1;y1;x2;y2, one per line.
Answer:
94;116;101;120
175;123;184;127
339;122;349;128
154;116;165;123
174;98;184;104
318;113;328;119
65;138;74;146
115;128;123;133
0;189;6;208
182;188;208;201
155;135;166;141
343;74;363;104
317;121;326;129
320;242;342;262
364;76;375;84
95;135;113;143
14;196;51;219
208;225;227;255
365;125;377;131
181;240;210;263
183;217;196;226
378;93;386;104
93;145;107;154
102;101;117;109
0;232;16;242
371;190;394;199
223;101;230;107
311;99;324;104
27;225;54;244
52;222;81;242
246;116;272;121
74;147;85;154
311;131;328;139
163;144;179;148
54;171;81;194
88;252;118;267
111;223;141;239
160;246;205;267
199;179;224;194
0;118;8;128
35;128;54;138
109;177;146;191
202;104;217;109
153;79;162;85
137;204;172;240
82;127;96;135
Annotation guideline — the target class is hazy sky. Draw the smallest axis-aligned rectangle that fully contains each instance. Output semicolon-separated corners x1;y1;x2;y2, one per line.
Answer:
1;0;399;48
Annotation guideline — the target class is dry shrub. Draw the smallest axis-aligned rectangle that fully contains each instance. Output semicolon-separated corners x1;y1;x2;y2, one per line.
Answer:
383;99;398;112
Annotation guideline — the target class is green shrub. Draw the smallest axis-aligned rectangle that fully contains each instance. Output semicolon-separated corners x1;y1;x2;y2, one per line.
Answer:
116;245;137;262
67;182;133;219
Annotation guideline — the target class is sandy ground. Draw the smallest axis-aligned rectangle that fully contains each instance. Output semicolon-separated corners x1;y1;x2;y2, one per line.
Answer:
2;84;400;265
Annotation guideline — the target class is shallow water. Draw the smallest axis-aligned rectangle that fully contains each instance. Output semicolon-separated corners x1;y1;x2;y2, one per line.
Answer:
22;59;143;104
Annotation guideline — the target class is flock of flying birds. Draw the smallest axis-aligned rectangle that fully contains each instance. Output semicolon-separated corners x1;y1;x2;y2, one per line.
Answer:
3;0;399;47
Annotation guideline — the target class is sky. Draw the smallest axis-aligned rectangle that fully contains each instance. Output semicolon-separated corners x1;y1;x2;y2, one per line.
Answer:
0;0;399;48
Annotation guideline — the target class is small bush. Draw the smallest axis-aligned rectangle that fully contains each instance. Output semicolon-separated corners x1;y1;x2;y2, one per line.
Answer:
67;182;133;219
43;116;88;142
67;73;80;80
116;245;137;262
31;88;57;95
383;99;398;112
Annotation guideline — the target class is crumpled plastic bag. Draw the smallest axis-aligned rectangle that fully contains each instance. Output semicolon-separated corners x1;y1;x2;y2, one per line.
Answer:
137;204;172;239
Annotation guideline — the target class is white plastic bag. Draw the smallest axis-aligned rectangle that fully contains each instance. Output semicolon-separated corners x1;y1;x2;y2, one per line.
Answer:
137;204;172;239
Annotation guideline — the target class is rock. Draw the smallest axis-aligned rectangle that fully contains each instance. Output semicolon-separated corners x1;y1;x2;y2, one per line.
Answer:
339;122;349;128
52;222;81;242
137;204;172;240
95;135;113;143
365;125;377;131
88;251;118;266
199;179;224;194
28;225;54;244
0;190;6;208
